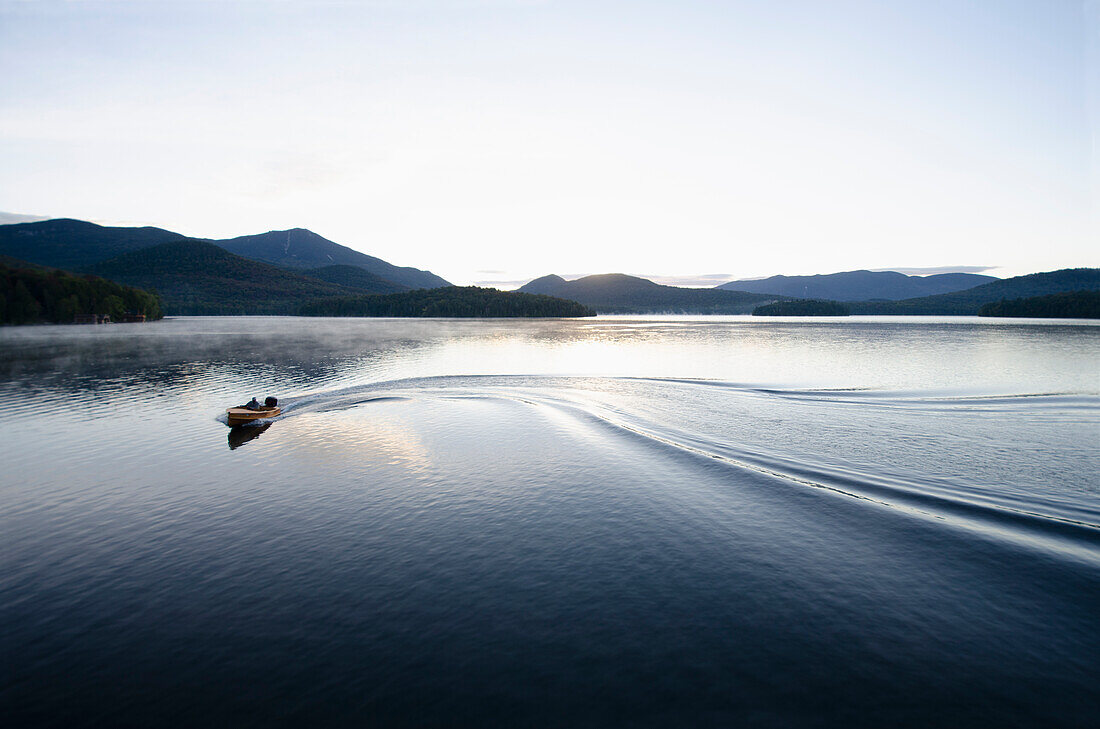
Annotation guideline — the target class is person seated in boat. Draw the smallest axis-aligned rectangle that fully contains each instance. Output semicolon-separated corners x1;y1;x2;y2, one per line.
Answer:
244;397;262;410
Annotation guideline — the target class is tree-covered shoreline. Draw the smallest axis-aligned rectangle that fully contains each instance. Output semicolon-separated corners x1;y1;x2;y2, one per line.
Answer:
1;263;163;325
978;290;1100;319
752;299;850;316
299;286;596;318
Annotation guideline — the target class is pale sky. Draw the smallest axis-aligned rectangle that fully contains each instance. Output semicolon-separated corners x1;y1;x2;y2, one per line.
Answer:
1;0;1096;286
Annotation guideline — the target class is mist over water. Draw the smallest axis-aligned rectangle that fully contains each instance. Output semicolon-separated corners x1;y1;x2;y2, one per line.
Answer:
2;316;1098;727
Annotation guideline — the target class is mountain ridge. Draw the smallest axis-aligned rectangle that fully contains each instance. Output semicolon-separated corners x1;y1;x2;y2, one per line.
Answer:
518;273;779;313
0;219;189;270
86;240;383;315
718;269;997;301
0;219;450;290
217;228;450;289
849;268;1100;314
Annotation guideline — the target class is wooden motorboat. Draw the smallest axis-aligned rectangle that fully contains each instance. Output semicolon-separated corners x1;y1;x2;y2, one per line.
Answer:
225;405;281;427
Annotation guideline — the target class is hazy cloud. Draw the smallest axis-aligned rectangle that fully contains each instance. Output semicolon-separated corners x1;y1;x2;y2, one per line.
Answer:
0;212;51;225
644;274;736;288
558;273;737;288
471;279;532;290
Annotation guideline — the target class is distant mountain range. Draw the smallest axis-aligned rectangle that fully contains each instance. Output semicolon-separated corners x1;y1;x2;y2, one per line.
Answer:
519;273;779;313
718;269;997;301
518;268;1100;316
849;268;1100;315
2;216;1096;319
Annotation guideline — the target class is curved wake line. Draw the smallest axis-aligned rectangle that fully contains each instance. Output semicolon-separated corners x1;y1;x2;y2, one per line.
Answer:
584;408;1100;541
230;374;1100;560
626;377;1099;411
273;373;1100;411
486;386;1100;532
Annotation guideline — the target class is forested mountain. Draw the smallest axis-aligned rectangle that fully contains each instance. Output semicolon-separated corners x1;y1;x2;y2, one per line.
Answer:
86;240;362;315
1;261;162;324
0;219;188;270
978;290;1100;319
850;268;1100;315
300;287;596;318
718;269;996;301
300;264;410;294
217;228;450;289
0;219;448;291
518;273;777;313
0;254;50;270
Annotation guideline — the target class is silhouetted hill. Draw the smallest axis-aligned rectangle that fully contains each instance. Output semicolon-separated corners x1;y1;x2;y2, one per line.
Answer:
301;265;410;294
979;291;1100;319
521;274;569;295
0;219;188;270
87;240;360;315
217;228;450;289
718;269;996;301
300;287;596;318
518;273;777;313
850;269;1100;314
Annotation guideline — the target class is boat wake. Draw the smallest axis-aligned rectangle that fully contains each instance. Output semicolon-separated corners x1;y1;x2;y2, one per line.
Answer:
244;374;1100;565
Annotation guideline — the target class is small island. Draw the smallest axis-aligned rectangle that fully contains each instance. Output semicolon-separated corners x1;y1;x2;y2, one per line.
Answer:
299;286;597;318
978;290;1100;319
752;299;850;316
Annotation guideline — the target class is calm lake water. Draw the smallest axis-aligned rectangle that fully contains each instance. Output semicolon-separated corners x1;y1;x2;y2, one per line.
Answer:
2;315;1098;727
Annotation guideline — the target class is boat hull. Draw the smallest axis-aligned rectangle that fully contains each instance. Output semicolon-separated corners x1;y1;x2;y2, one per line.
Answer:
225;406;281;427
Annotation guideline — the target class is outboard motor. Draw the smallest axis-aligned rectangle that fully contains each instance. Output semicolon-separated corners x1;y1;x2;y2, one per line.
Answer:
265;396;278;407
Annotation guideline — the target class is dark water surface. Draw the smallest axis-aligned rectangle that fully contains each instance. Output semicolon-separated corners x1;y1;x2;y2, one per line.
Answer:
2;316;1098;727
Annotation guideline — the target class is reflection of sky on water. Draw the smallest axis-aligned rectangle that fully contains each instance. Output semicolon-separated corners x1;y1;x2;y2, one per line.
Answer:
1;316;1098;727
282;407;434;475
3;315;1096;397
1;316;1097;515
